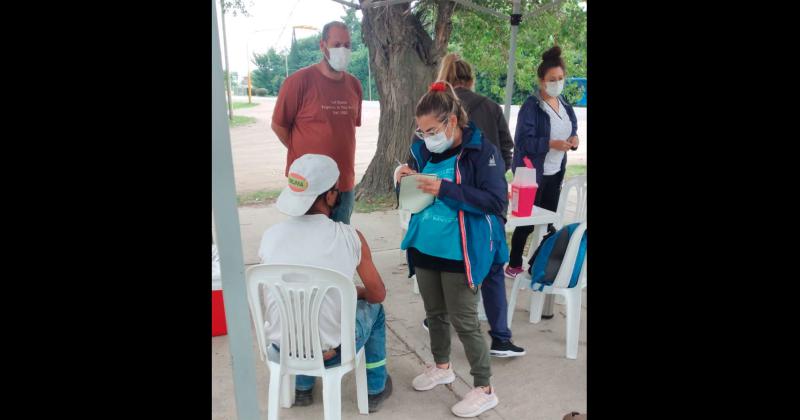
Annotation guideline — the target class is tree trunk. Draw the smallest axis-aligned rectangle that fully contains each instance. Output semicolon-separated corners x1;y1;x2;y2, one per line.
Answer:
356;0;455;199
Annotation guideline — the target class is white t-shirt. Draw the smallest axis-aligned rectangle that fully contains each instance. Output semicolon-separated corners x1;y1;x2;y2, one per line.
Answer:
541;98;573;176
258;214;362;350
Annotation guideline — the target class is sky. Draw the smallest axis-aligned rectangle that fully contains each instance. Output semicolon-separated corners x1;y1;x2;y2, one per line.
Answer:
214;0;362;78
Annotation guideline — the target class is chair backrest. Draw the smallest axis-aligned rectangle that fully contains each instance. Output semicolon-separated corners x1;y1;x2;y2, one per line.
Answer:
553;221;587;289
245;264;358;374
555;175;587;229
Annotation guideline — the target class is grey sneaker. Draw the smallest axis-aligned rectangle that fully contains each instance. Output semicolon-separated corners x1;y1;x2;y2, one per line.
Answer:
451;386;499;418
412;362;455;391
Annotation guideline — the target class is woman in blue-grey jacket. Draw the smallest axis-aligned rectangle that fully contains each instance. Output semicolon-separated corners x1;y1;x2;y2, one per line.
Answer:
505;46;581;279
393;80;508;417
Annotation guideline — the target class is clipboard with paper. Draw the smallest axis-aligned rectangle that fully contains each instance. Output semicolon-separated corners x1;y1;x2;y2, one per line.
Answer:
398;173;438;214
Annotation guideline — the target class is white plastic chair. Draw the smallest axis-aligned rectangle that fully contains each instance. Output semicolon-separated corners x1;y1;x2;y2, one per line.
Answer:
551;175;586;306
507;222;587;359
246;264;369;420
398;209;419;294
511;175;587;303
554;175;587;230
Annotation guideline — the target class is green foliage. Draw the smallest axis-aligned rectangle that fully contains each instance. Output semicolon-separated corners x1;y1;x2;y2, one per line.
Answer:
562;81;585;106
249;8;379;100
447;0;587;105
287;34;323;74
251;48;287;95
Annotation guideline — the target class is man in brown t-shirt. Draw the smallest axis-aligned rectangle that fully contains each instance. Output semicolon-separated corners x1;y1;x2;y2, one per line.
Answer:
271;21;363;224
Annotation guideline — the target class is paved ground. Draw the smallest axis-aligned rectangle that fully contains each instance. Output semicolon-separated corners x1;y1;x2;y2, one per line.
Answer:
212;206;587;420
228;96;586;193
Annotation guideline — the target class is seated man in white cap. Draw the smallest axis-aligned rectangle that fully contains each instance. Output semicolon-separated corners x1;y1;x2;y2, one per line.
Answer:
258;153;392;412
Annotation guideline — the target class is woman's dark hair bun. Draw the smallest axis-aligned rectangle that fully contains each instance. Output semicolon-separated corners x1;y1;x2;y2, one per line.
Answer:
542;46;562;61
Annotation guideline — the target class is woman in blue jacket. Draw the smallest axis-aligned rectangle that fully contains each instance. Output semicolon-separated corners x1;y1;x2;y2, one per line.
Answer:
505;46;580;279
394;81;508;417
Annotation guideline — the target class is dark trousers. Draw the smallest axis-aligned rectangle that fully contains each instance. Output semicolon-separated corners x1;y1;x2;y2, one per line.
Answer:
509;169;565;268
481;264;512;342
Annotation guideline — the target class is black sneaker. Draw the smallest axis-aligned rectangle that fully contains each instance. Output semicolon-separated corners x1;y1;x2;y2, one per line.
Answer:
422;318;429;332
368;375;393;413
294;388;313;406
490;339;526;357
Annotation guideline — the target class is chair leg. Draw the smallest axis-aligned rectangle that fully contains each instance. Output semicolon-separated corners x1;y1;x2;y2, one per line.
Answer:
564;288;582;359
289;375;296;407
507;273;526;329
280;373;293;408
268;366;282;420
322;373;344;420
529;291;546;324
355;350;369;415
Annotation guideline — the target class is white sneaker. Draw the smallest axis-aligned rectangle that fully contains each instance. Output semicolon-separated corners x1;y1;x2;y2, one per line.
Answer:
412;363;455;391
451;386;499;418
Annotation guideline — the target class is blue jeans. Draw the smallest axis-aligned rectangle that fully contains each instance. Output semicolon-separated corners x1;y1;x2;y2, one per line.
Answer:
481;263;512;342
293;301;388;395
330;189;355;225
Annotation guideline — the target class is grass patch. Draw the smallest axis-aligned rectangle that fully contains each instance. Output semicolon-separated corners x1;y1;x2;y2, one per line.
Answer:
566;164;586;178
232;101;259;109
237;190;397;212
237;189;280;206
355;193;396;213
505;164;586;183
230;115;257;127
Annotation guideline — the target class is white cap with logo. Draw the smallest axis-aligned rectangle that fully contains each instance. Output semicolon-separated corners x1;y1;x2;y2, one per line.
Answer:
276;154;340;217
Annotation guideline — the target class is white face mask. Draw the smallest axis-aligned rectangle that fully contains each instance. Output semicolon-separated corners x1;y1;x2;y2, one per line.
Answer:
325;47;351;72
423;121;454;154
545;79;564;97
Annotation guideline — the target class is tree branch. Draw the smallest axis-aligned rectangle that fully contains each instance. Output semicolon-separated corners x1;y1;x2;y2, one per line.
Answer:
524;0;566;20
433;0;456;58
451;0;506;20
367;0;412;7
331;0;361;9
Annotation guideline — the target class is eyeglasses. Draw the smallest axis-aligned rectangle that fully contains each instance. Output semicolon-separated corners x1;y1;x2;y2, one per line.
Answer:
414;119;448;139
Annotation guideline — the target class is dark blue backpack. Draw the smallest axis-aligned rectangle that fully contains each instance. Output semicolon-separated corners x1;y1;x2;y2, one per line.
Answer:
527;223;587;291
